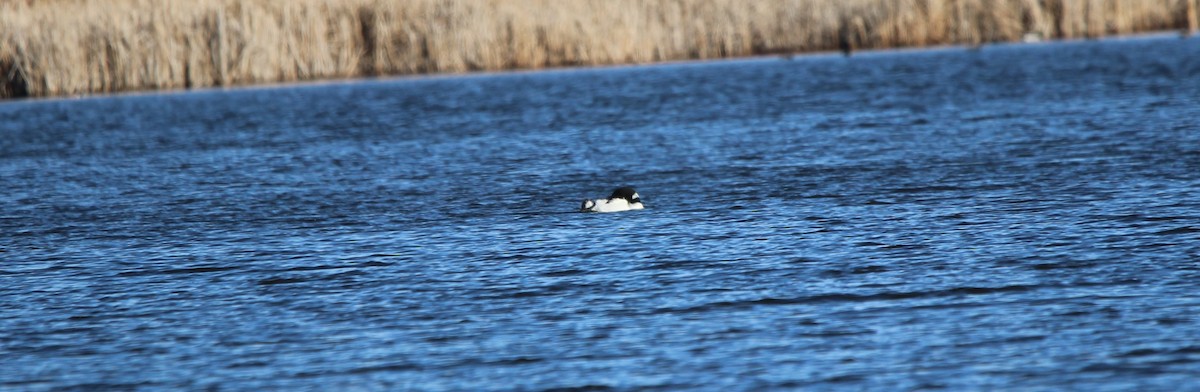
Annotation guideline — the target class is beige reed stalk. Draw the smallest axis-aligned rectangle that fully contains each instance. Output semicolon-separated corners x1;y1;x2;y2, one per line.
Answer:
0;0;1190;98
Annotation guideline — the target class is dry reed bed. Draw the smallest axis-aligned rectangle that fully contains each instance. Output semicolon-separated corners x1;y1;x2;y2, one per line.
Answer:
1;0;1195;98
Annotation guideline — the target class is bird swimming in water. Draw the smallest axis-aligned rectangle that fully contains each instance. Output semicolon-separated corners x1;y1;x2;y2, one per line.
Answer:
580;187;644;213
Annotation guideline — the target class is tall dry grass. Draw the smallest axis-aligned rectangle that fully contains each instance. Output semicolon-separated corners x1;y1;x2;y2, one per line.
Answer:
1;0;1193;98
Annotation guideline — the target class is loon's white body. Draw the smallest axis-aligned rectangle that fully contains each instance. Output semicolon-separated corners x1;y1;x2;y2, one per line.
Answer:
581;197;644;213
581;187;644;213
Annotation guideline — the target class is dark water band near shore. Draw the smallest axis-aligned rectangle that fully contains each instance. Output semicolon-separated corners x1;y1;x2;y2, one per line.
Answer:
2;0;1198;99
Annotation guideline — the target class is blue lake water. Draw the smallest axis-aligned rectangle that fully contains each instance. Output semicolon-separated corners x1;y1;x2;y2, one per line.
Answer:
3;35;1200;390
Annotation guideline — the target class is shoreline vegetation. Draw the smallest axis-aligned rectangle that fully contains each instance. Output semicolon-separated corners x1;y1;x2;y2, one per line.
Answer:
2;0;1198;99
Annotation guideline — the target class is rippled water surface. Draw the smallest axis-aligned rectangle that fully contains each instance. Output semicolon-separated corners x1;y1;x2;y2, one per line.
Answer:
4;35;1200;390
